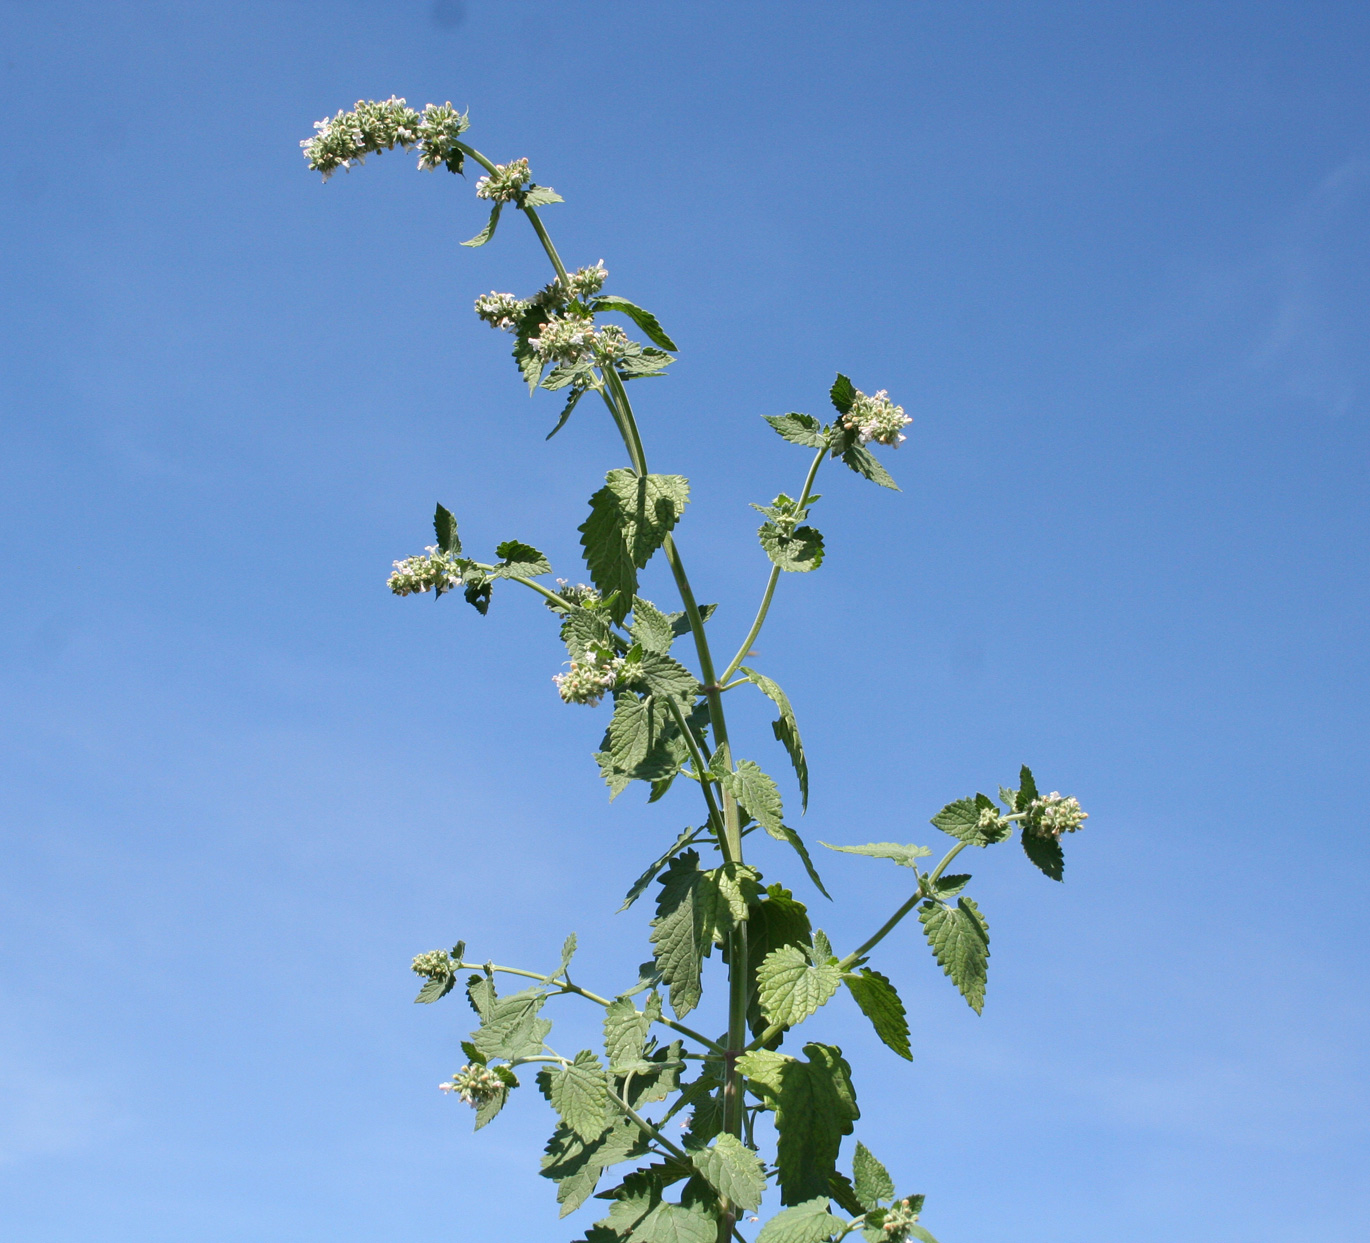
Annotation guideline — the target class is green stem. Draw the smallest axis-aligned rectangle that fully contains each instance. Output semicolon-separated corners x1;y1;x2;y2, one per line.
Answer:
719;443;826;685
662;696;729;851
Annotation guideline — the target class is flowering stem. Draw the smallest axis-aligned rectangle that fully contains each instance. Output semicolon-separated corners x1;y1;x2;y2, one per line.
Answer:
719;443;827;685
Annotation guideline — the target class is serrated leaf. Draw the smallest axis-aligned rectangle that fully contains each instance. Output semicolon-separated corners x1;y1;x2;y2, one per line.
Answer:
515;334;545;393
739;667;809;813
933;873;971;897
603;997;651;1074
930;793;1009;847
819;841;931;868
461;202;502;247
919;897;990;1013
841;444;899;490
492;539;551;579
638;651;702;705
521;184;563;207
466;973;496;1021
667;602;716;639
907;1226;941;1243
579;470;690;624
755;1197;846;1243
630;1200;717;1243
473;1075;513;1130
771;824;831;899
691;1133;766;1213
549;1050;612;1143
470;986;553;1060
620;827;701;912
650;852;722;1018
433;504;460;555
414;974;454;1004
738;1043;860;1206
1017;764;1039;811
764;412;828;449
616;347;675;379
593;295;679;351
1020;826;1064;881
543;361;596;391
734;884;813;1037
542;1117;648;1217
758;521;825;572
852;1141;895;1210
718;759;783;833
546;384;587;440
828;1171;864;1218
558;932;578;975
630;597;675;653
758;945;842;1029
561;604;615;661
844;969;911;1061
623;1037;684;1109
829;374;857;415
463;575;492;614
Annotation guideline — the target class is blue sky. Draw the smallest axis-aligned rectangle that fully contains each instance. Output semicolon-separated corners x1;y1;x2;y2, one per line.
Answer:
1;1;1367;1239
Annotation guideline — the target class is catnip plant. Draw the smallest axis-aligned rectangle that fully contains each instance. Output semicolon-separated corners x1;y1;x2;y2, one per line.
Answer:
302;98;1091;1243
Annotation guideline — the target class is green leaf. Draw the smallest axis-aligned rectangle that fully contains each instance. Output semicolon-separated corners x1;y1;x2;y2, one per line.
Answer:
558;932;578;975
546;384;587;440
690;1132;766;1213
520;184;563;207
718;759;783;834
819;841;931;868
933;873;971;897
579;470;691;624
542;1117;648;1217
764;412;828;449
828;1171;865;1218
1017;764;1039;811
470;986;553;1060
755;1197;846;1243
543;361;596;391
757;944;843;1029
735;884;814;1037
843;969;911;1061
492;539;551;579
1020;826;1064;881
930;793;1009;847
515;334;545;393
907;1226;941;1243
638;651;702;705
667;602;716;639
630;1201;718;1243
919;897;990;1014
841;444;899;490
561;604;615;661
433;504;460;555
413;973;454;1004
616;347;675;379
851;1141;895;1210
603;997;651;1074
772;825;831;899
630;597;676;654
547;1050;612;1143
623;1036;684;1108
650;852;726;1018
463;576;492;615
465;973;496;1021
738;1043;860;1206
461;202;502;247
829;374;857;415
593;294;679;351
758;521;825;572
596;692;692;798
620;827;701;912
739;667;809;812
473;1067;516;1130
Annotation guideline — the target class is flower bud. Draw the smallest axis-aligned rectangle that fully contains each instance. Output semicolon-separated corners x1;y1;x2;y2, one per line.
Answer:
411;950;453;979
1029;792;1088;836
441;1063;506;1107
841;389;911;448
388;546;464;596
553;643;623;706
475;158;532;203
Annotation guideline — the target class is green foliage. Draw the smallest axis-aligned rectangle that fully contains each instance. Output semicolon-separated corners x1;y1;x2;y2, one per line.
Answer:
844;969;911;1061
738;1043;860;1205
312;104;1095;1243
579;470;690;624
919;897;991;1014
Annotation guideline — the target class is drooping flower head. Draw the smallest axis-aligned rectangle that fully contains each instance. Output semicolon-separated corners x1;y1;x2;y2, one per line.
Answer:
301;97;469;179
440;1063;506;1107
388;546;464;597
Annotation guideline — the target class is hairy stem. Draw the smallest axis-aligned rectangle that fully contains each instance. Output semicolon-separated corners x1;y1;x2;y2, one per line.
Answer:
720;443;827;685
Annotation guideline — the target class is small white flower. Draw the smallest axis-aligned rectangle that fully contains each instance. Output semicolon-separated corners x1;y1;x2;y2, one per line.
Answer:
881;1198;920;1240
475;158;531;202
553;643;623;706
841;389;911;447
443;1064;505;1107
1031;792;1088;836
474;291;527;331
566;261;608;298
388;546;463;597
411;949;453;979
530;314;599;366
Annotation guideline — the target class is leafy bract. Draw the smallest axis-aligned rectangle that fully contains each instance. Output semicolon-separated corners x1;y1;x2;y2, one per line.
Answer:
579;470;690;624
1020;827;1064;881
462;202;502;247
433;503;460;554
930;793;1009;847
758;521;825;572
843;969;911;1061
473;1065;519;1131
757;944;843;1030
829;374;857;415
739;667;809;812
819;841;931;868
919;897;990;1014
413;974;454;1004
592;295;679;351
840;444;899;490
690;1132;766;1213
764;412;828;449
738;1042;860;1206
492;539;551;579
521;184;563;207
852;1141;895;1211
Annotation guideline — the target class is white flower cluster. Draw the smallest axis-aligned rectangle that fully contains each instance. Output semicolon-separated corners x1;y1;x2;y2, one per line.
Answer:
842;389;911;448
977;804;1006;833
301;97;469;180
565;261;608;299
593;324;633;362
474;291;525;330
530;314;599;365
411;949;453;980
475;158;531;202
388;546;463;596
555;579;602;607
1031;792;1088;835
440;1063;505;1107
881;1198;921;1240
553;644;622;706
